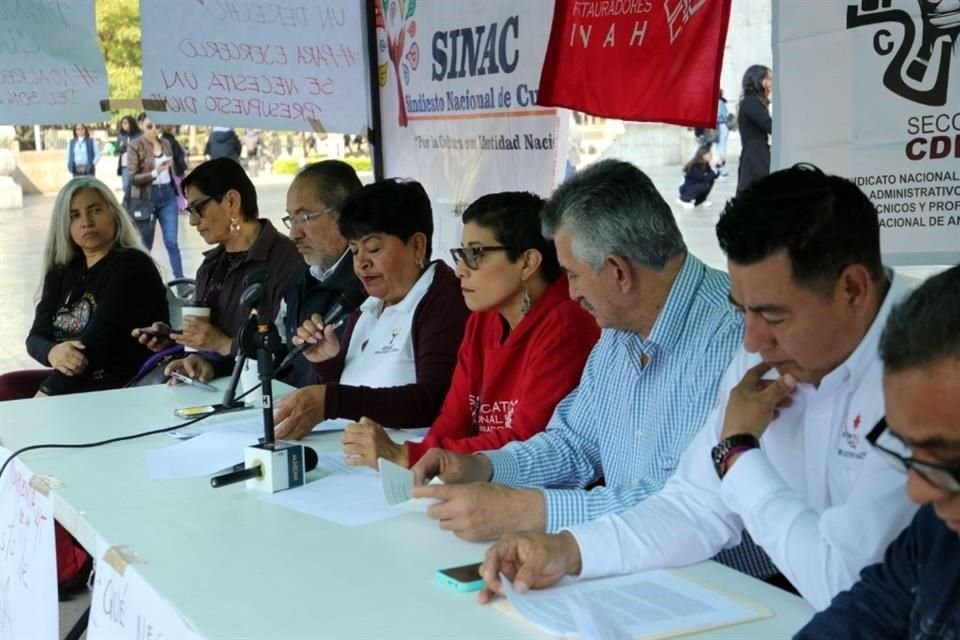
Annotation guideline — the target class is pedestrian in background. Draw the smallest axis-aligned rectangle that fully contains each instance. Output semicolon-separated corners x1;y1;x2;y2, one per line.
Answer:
115;116;140;192
67;124;100;178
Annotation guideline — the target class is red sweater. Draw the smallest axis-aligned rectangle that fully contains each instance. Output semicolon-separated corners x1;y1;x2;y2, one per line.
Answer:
406;278;599;464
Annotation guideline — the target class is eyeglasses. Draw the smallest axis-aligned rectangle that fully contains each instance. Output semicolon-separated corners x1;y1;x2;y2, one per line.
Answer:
185;195;217;219
281;208;334;229
450;246;510;270
867;418;960;493
144;123;156;130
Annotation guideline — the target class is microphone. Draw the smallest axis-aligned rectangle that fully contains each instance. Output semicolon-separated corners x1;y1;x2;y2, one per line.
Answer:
277;288;369;372
211;445;318;491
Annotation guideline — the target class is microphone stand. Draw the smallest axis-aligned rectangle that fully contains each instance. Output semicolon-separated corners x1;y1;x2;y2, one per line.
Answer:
235;309;282;448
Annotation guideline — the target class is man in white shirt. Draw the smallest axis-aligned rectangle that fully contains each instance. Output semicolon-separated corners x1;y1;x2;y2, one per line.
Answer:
477;164;918;610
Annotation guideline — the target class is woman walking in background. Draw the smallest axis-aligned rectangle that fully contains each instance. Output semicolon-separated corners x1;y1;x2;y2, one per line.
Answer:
115;116;140;192
126;113;185;278
737;65;773;194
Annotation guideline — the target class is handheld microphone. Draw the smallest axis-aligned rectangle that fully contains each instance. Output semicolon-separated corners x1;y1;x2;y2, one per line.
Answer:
210;445;318;491
277;288;369;372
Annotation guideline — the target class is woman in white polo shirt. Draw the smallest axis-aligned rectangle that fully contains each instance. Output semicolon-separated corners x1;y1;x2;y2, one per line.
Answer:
273;179;470;440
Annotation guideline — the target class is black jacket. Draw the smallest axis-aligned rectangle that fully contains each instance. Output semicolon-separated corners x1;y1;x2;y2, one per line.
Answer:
26;248;169;395
280;252;362;387
204;130;242;163
736;95;772;194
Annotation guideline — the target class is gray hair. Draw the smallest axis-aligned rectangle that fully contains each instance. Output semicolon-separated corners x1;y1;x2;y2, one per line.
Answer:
41;177;152;281
541;159;686;271
880;265;960;372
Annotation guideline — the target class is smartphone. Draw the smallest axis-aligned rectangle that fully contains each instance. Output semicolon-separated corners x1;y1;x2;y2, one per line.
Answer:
435;562;484;592
139;327;181;338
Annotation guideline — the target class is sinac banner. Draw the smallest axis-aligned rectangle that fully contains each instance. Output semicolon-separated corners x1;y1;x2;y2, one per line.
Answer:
375;0;568;260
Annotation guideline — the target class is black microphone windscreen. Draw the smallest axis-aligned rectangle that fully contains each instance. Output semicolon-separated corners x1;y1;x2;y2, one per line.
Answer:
242;268;269;287
304;446;318;471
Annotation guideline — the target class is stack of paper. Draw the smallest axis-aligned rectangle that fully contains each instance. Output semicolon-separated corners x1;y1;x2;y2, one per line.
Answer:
500;570;769;639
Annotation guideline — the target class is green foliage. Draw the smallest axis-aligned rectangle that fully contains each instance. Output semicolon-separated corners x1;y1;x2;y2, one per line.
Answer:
273;155;373;175
96;0;141;118
342;156;373;172
272;158;301;175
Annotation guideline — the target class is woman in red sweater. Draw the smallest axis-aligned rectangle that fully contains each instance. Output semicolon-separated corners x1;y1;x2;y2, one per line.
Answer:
341;191;599;469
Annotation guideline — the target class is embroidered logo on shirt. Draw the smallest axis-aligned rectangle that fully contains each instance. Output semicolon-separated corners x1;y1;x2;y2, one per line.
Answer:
53;293;95;340
838;412;868;459
373;327;403;355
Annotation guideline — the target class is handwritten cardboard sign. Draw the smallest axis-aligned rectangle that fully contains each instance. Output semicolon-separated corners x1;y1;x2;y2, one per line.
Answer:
141;0;369;133
0;457;58;639
87;543;201;640
0;0;109;124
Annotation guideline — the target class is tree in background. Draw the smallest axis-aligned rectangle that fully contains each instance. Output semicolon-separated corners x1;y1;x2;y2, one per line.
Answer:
97;0;141;118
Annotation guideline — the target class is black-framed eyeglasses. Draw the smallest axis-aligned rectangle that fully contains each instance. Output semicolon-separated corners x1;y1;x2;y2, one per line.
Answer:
281;208;334;229
867;418;960;493
185;195;217;219
450;246;510;270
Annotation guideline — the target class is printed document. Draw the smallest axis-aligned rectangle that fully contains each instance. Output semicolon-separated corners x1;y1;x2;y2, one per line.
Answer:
500;570;768;639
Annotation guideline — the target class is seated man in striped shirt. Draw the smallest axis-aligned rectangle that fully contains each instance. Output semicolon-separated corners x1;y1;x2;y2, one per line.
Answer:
411;159;768;573
475;165;918;611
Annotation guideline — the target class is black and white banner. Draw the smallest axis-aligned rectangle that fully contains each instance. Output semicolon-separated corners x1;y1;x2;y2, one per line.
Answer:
774;0;960;266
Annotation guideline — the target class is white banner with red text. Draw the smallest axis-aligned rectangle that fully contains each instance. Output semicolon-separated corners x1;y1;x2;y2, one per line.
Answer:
140;0;370;134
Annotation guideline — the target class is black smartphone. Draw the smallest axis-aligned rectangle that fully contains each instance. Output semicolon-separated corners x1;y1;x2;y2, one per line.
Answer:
139;327;181;338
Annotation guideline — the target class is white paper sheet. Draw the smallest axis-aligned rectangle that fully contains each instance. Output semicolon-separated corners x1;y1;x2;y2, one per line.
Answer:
145;432;255;480
501;570;765;639
260;474;405;527
172;415;352;441
378;458;414;505
316;452;377;476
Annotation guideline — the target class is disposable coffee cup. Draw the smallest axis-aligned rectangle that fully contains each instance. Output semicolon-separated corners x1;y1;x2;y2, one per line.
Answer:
180;305;211;352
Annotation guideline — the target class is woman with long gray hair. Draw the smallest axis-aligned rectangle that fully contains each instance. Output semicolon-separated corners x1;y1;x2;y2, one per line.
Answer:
0;177;168;400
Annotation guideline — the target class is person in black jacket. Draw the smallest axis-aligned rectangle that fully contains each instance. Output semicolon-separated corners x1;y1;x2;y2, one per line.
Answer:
115;115;140;193
165;160;365;388
677;144;719;209
0;177;168;400
737;64;773;195
204;127;242;163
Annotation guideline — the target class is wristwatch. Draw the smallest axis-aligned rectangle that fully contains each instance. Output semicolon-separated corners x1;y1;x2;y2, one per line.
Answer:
711;434;760;479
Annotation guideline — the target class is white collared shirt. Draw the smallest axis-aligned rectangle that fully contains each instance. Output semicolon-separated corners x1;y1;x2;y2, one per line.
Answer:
309;249;350;284
339;264;437;389
568;271;919;611
275;250;350;336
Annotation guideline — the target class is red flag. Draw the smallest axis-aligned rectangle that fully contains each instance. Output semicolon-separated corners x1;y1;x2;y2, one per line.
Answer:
537;0;733;128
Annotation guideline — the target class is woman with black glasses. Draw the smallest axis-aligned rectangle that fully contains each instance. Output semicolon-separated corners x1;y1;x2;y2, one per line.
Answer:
132;158;300;357
338;191;599;470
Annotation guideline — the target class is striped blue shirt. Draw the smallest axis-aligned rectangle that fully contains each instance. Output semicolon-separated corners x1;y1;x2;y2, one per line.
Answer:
485;254;743;532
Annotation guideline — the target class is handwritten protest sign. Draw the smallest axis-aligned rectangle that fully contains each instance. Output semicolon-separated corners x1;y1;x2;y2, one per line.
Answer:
0;0;109;124
0;455;57;639
141;0;369;133
88;543;201;640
